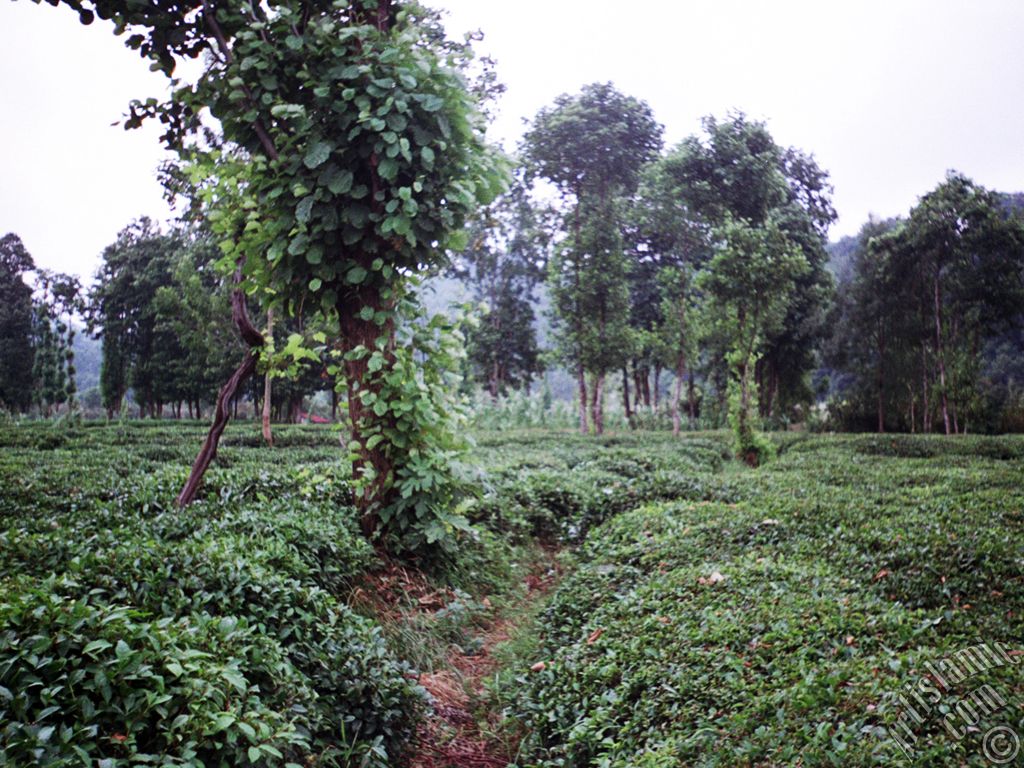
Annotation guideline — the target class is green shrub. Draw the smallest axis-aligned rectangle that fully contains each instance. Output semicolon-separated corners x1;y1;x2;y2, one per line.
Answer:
0;581;307;767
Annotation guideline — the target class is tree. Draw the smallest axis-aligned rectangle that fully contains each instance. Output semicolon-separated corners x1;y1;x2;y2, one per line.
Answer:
827;218;904;432
37;0;505;545
151;234;244;418
0;234;36;413
899;173;1024;434
829;176;1024;434
660;113;835;437
452;178;549;399
32;271;82;417
632;158;708;434
698;216;807;462
89;219;179;418
522;82;663;434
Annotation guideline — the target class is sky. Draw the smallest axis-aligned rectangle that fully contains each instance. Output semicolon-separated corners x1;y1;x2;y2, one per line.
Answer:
2;0;1023;280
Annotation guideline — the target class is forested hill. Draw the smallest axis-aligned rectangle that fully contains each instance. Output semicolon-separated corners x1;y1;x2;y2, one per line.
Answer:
826;234;858;283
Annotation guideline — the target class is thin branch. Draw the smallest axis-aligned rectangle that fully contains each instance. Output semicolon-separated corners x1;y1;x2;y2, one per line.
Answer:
201;0;281;161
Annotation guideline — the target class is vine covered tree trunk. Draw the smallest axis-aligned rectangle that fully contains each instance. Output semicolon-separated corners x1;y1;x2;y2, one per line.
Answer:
339;285;396;537
490;357;500;403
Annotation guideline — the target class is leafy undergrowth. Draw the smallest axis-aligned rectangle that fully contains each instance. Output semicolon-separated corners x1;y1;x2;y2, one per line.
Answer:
503;434;1024;767
0;423;420;767
0;423;737;766
3;424;1022;767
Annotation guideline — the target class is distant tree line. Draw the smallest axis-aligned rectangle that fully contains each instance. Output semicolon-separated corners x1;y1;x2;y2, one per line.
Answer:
827;179;1024;434
4;81;1023;448
0;234;81;417
0;221;340;422
450;83;1024;449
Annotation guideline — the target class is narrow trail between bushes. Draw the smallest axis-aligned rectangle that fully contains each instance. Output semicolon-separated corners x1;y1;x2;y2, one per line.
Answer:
404;550;563;768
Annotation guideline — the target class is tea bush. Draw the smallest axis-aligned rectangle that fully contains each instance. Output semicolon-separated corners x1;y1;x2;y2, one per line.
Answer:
508;435;1024;767
0;423;420;766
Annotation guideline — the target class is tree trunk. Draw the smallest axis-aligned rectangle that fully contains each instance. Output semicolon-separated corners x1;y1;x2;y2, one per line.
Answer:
338;283;397;538
631;364;642;412
738;360;752;444
577;365;589;435
908;384;916;434
590;372;605;435
331;387;338;422
671;351;686;437
687;374;697;429
622;367;633;426
262;309;274;446
921;345;930;434
177;277;264;507
653;366;661;412
877;323;886;433
933;274;951;435
490;357;500;403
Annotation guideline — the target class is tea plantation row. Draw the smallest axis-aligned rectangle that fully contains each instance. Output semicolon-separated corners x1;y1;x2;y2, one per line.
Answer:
0;422;737;766
504;435;1024;767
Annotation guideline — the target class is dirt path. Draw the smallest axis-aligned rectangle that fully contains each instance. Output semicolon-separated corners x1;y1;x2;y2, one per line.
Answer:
406;553;562;768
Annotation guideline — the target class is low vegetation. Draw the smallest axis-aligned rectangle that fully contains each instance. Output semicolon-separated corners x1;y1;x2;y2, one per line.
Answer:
2;424;1020;766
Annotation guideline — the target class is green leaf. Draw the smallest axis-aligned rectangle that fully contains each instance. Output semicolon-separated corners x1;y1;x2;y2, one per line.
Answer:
296;195;315;223
378;158;398;181
334;64;361;80
83;639;113;656
304;141;333;169
324;167;354;195
287;234;309;256
447;229;469;252
210;712;236;734
346;266;368;284
309;278;323;292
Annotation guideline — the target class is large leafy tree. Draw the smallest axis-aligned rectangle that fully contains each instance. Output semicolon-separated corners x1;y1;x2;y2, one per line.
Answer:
826;217;905;432
0;234;36;413
632;159;708;434
660;113;835;432
523;82;663;434
32;271;82;417
89;218;179;418
152;236;243;418
698;216;807;462
829;175;1024;433
898;173;1024;434
37;0;505;545
452;178;550;399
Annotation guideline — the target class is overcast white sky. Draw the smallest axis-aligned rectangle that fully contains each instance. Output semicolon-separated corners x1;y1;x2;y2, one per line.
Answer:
2;0;1023;280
